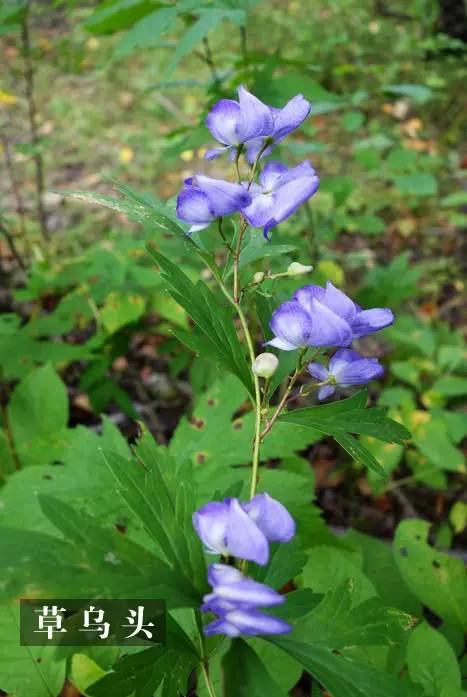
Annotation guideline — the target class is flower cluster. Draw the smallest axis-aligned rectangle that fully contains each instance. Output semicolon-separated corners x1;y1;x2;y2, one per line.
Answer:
176;87;319;238
193;493;295;636
268;281;393;399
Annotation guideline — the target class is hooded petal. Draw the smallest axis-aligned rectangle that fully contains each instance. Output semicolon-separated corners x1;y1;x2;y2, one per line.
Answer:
193;175;252;217
243;493;296;542
207;563;243;588
307;362;330;382
294;285;326;315
323;282;357;323
268;301;314;351
259;161;289;191
215;578;284;607
306;299;353;347
318;384;335;400
193;502;230;555
263;173;320;238
241;191;275;228
224;499;269;565
204;618;241;637
275;160;317;186
224;609;292;636
176;187;215;226
351;308;394;339
329;349;384;386
205;99;242;146
272;94;312;143
236;86;274;142
245;139;273;164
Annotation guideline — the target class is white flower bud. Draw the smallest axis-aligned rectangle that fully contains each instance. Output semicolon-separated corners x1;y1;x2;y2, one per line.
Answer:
252;352;279;378
287;262;313;276
253;271;265;284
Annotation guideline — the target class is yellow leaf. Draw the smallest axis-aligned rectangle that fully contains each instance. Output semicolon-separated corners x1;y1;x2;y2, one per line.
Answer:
119;146;134;163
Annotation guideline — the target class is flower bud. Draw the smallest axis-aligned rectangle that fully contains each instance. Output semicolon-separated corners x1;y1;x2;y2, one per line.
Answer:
287;262;313;276
252;352;279;378
253;271;265;284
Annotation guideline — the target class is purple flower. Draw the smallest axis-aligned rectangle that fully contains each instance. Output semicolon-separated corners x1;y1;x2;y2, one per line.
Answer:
176;174;251;234
294;282;394;343
205;88;311;162
242;493;296;542
193;499;269;565
241;161;319;238
267;298;352;351
202;564;291;637
204;86;274;160
308;348;384;400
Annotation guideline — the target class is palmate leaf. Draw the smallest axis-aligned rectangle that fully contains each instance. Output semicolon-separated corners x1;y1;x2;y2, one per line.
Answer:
103;430;207;598
56;180;185;236
267;636;408;697
279;389;410;477
223;639;286;697
0;606;66;697
148;247;254;396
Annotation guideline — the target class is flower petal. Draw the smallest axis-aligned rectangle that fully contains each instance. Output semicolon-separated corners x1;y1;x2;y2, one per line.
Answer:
329;349;384;386
259;161;288;190
263;173;320;237
236;86;274;142
294;285;326;315
242;191;275;228
205;99;241;146
323;282;357;323
243;493;296;542
272;94;312;143
215;579;284;607
306;299;353;347
225;609;292;635
307;362;330;382
204;146;232;160
207;563;243;588
351;308;394;339
194;174;252;216
176;187;214;225
224;499;269;565
193;502;230;555
204;618;241;637
269;301;314;351
318;384;335;400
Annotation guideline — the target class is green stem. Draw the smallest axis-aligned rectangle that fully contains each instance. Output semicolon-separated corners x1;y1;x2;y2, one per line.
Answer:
201;660;218;697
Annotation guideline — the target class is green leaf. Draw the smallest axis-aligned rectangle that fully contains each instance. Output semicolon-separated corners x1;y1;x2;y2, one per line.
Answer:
267;636;407;697
279;390;409;477
297;580;415;650
431;376;467;397
148;247;254;396
113;6;179;58
222;639;286;697
393;174;438;197
345;529;422;615
384;84;434;104
394;520;467;631
407;622;461;696
83;0;162;35
103;432;206;599
101;291;145;333
57;182;185;235
70;654;106;697
0;605;66;697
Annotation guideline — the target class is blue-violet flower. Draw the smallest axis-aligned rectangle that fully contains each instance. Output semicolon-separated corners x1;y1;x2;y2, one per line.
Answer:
308;348;384;400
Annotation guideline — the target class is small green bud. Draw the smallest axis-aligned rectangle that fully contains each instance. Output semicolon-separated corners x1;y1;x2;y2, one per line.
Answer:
252;352;279;378
253;271;265;284
287;262;313;276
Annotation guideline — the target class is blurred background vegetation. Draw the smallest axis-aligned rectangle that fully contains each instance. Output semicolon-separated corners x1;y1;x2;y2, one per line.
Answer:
0;0;466;542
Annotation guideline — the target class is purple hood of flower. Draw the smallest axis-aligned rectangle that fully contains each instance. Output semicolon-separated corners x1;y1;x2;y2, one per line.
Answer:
267;281;394;351
205;86;311;161
241;161;319;238
308;348;384;400
176;174;251;234
202;564;291;637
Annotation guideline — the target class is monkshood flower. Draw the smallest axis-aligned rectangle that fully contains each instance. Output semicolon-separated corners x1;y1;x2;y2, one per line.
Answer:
202;564;292;637
205;86;311;162
294;281;394;343
193;498;269;565
308;348;384;400
176;174;251;234
241;161;319;239
193;494;296;565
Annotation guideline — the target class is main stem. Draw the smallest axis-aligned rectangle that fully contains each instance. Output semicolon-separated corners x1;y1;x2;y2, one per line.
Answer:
201;660;218;697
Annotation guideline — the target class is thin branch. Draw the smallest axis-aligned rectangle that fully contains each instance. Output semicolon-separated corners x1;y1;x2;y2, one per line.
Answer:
21;0;49;241
202;37;219;83
1;132;28;243
0;219;26;269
